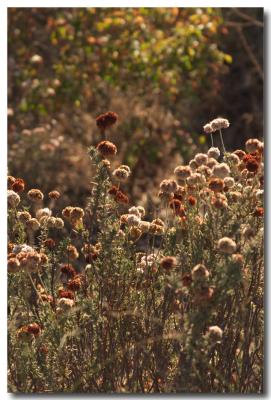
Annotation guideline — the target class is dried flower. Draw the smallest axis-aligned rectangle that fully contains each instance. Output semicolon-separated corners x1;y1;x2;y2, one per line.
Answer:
97;140;117;157
7;190;20;207
27;189;44;202
27;323;41;336
58;289;75;300
96;111;118;130
160;256;176;272
113;168;130;182
188;195;197;206
245;138;262;153
182;273;192;287
115;190;129;204
54;217;64;229
207;326;223;342
67;245;79;260
129;226;142;241
203;123;213;134
8;257;21;273
7;175;16;189
253;207;264;217
108;185;119;196
210;117;230;131
218;237;237;254
60;264;76;279
207;158;218;169
139;221;150;233
18;211;32;224
223;177;235;188
209;178;224;193
212;163;230;179
48;190;61;200
245;158;259;173
126;214;141;227
26;218;40;231
192;264;210;281
12;178;25;193
174;166;191;179
234;149;246;160
160;179;178;194
194;153;208;166
207;147;220;159
67;275;83;291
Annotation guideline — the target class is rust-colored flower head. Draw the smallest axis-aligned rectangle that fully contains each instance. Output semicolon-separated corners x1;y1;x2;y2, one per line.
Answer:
253;207;264;217
96;111;118;130
62;206;73;219
67;275;82;291
12;178;25;193
27;189;44;202
245;158;259;173
160;256;176;272
170;199;186;217
188;195;197;206
27;323;41;336
108;185;119;196
48;190;61;200
208;178;224;193
58;289;75;300
43;238;56;249
115;190;129;204
97;140;117;157
60;263;76;278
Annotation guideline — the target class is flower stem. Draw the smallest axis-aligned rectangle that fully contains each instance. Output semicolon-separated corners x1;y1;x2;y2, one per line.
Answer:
210;133;214;147
219;129;226;154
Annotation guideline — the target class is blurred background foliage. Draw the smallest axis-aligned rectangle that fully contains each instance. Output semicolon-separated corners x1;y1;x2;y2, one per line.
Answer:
8;7;263;207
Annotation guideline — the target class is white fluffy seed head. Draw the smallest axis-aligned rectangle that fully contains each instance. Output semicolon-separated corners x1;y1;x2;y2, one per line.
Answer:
218;237;237;254
212;163;231;179
126;214;141;227
7;190;20;208
194;153;208;166
174;165;191;179
210;117;230;132
223;177;235;188
207;147;220;159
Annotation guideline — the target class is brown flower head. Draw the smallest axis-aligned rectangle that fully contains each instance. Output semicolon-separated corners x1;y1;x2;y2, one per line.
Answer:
43;238;56;249
233;149;246;160
27;323;41;336
96;111;118;130
49;190;61;200
60;263;76;278
208;178;224;193
7;175;16;189
108;185;119;196
12;178;25;193
245;157;259;173
115;190;129;204
97;140;117;157
160;256;177;272
253;207;264;217
67;275;83;291
27;189;44;202
58;289;75;300
188;195;197;206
